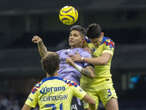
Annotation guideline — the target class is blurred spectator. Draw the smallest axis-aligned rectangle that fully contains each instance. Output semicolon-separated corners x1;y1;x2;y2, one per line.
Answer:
0;94;9;110
0;94;20;110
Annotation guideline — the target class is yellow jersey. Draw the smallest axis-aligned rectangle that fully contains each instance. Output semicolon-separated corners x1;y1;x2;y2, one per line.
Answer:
81;37;115;88
25;76;87;110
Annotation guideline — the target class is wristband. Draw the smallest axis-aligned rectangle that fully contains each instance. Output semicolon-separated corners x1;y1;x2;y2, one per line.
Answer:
81;57;85;62
74;64;83;72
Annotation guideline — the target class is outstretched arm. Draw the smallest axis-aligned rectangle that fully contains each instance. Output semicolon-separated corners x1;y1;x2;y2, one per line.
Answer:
32;35;48;57
82;52;112;65
69;52;112;65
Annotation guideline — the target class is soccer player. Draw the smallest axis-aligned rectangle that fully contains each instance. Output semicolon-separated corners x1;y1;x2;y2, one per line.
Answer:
32;25;95;109
21;52;96;110
69;23;119;110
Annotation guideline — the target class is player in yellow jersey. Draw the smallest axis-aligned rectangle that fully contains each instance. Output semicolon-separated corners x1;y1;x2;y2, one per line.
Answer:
69;23;119;110
21;52;96;110
32;25;95;110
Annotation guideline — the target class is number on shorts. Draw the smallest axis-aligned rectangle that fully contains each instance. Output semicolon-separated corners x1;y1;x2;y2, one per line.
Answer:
107;89;112;97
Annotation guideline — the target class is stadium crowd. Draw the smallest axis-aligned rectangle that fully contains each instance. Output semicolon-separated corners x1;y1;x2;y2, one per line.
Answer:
0;94;20;110
0;93;39;110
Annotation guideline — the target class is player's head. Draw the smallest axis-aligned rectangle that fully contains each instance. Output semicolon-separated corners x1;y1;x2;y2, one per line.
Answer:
69;25;86;48
41;52;60;76
87;23;104;46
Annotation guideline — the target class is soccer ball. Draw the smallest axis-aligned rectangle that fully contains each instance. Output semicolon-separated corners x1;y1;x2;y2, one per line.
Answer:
59;6;78;25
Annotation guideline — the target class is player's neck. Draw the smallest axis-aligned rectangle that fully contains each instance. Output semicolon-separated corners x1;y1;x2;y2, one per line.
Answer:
46;72;58;77
71;45;82;49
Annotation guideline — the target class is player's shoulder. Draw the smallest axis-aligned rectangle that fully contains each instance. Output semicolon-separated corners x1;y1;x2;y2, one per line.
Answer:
41;77;79;87
57;48;67;53
31;81;43;94
101;36;115;47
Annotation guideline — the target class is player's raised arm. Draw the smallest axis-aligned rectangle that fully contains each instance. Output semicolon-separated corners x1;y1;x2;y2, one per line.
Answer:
32;35;48;57
81;52;112;65
66;57;95;78
69;50;112;65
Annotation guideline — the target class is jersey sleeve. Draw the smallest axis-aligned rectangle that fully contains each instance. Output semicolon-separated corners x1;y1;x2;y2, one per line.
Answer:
71;83;87;100
25;84;40;108
103;39;115;56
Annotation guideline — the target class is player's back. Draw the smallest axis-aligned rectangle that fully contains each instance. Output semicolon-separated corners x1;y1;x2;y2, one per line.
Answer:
25;76;86;110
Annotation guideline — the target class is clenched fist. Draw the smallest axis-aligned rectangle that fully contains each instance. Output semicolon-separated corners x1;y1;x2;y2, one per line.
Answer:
32;35;42;44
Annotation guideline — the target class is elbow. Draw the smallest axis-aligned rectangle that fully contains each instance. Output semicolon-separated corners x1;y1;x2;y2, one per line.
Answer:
87;70;95;78
83;95;96;110
88;98;96;105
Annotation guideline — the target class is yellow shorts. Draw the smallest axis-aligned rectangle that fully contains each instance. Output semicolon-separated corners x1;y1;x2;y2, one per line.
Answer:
82;79;118;109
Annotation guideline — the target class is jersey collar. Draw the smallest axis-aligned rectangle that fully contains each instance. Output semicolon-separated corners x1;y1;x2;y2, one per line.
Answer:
42;76;62;83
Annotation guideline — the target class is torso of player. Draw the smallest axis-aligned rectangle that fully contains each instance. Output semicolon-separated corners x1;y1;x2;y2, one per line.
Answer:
26;77;86;110
57;48;91;84
38;79;74;110
81;37;114;87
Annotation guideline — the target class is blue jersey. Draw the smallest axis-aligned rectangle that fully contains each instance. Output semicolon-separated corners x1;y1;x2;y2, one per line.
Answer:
56;48;91;84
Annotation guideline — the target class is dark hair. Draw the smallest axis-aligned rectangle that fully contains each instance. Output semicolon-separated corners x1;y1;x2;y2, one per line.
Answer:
70;25;86;37
41;52;60;76
87;23;102;38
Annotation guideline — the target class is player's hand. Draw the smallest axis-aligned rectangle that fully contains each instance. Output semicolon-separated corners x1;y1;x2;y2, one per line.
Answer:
66;57;75;66
84;47;92;54
69;52;82;62
32;35;42;44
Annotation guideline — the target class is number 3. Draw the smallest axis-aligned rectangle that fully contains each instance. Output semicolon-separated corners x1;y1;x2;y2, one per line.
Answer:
107;89;112;97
